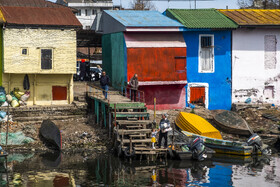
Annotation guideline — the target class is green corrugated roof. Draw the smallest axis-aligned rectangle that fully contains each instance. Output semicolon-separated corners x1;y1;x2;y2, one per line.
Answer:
166;9;238;29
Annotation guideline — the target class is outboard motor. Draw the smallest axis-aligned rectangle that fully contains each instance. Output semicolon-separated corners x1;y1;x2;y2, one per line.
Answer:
190;137;207;161
247;133;263;153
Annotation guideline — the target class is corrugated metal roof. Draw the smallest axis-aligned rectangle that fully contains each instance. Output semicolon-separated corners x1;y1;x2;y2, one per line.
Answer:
0;6;82;27
166;9;238;29
219;9;280;26
0;0;63;7
104;10;183;27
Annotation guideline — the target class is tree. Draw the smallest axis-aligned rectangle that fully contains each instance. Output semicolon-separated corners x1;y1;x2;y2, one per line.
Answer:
129;0;156;10
238;0;280;9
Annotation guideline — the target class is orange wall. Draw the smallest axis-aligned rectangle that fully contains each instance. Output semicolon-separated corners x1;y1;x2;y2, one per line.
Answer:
127;47;186;82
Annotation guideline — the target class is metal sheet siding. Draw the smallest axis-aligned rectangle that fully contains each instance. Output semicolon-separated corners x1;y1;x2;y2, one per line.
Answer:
127;47;186;82
102;32;126;89
124;32;186;48
0;6;81;27
184;30;232;110
104;10;183;27
166;9;238;29
102;11;126;34
219;9;280;26
0;0;63;7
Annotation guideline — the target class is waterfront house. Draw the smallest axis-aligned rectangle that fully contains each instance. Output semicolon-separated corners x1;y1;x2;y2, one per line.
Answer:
0;0;82;105
219;9;280;105
101;10;187;110
166;9;238;110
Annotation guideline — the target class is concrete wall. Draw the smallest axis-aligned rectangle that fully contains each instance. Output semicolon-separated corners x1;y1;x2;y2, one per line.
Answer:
1;73;73;105
3;28;76;74
232;28;280;105
183;30;232;110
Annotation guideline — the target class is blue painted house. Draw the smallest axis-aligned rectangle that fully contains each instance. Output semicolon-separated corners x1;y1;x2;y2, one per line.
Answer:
166;9;238;110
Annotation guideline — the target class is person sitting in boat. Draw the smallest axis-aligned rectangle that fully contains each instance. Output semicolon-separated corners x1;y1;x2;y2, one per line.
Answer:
151;128;157;149
158;113;171;148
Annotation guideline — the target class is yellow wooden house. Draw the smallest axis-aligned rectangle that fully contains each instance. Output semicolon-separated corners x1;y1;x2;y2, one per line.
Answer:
0;0;82;105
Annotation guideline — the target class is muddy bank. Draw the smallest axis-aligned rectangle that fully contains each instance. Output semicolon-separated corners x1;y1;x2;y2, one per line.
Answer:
3;115;111;153
2;103;280;153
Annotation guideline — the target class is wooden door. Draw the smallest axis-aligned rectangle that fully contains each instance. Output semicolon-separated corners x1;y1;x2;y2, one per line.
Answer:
52;86;67;100
190;87;205;105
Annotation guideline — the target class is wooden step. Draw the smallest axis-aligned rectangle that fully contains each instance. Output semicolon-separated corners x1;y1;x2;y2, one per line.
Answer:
122;139;151;143
116;129;151;135
112;112;149;118
129;134;147;138
126;126;143;129
117;120;152;125
134;147;167;151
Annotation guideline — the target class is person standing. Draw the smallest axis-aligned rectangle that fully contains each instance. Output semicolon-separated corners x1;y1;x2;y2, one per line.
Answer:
129;74;138;102
100;71;110;99
158;114;170;148
79;59;86;81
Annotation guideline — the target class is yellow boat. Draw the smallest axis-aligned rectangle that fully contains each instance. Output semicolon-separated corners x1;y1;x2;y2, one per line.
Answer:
175;112;223;139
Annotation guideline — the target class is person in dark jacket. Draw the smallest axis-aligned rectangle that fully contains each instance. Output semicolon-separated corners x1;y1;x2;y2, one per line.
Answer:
129;74;138;102
80;59;86;81
100;71;110;99
158;113;170;148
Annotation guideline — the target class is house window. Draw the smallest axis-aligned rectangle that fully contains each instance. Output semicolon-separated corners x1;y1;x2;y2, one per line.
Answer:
264;35;277;69
199;35;214;73
41;49;52;70
85;9;88;16
264;86;274;99
21;48;28;55
76;9;81;16
92;9;95;15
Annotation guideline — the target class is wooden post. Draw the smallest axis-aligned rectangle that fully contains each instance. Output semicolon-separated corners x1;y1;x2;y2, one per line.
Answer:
153;98;156;128
114;104;117;127
5;103;10;147
33;74;37;105
172;123;175;148
109;111;112;138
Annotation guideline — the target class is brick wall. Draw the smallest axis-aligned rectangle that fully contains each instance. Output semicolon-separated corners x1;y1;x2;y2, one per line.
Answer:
3;28;77;74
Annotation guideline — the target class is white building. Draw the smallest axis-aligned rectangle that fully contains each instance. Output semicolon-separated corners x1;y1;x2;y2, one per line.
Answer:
220;9;280;105
56;0;113;30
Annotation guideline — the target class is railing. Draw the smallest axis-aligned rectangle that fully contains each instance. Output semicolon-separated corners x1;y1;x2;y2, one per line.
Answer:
120;86;145;103
87;84;145;103
87;84;112;102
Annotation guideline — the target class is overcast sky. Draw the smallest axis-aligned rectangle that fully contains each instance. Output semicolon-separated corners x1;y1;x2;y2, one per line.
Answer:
48;0;239;12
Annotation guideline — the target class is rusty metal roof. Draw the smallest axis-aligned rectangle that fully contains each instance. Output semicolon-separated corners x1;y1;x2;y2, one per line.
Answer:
219;9;280;26
0;0;63;7
0;6;81;27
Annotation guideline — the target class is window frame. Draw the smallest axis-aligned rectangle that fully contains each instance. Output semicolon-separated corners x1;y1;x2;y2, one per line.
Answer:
76;9;81;16
198;34;215;73
85;9;88;16
21;47;29;55
40;48;53;70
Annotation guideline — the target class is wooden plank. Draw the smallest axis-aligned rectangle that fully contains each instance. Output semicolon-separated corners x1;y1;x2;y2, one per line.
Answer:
112;112;149;118
129;134;147;138
116;129;151;135
109;102;145;109
122;139;151;143
117;120;152;125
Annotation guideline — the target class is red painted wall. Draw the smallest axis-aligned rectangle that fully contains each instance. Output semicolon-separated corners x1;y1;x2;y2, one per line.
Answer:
139;85;186;110
127;47;186;82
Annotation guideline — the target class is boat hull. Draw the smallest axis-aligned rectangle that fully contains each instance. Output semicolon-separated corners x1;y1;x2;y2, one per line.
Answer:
182;131;262;156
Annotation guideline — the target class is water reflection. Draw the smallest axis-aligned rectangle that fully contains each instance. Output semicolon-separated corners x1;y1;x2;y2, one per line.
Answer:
0;152;279;186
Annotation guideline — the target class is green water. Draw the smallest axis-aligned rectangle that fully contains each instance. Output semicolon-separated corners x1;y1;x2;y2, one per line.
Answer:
0;152;279;186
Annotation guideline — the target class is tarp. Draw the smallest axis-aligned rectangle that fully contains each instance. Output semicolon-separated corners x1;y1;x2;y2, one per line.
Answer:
0;132;34;145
